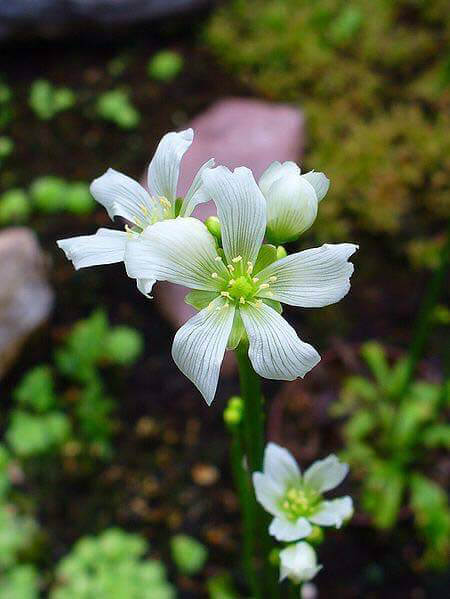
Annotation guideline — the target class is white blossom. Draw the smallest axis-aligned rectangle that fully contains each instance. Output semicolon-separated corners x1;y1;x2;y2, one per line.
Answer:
57;129;214;297
253;443;353;541
279;542;322;585
259;161;329;244
125;166;357;405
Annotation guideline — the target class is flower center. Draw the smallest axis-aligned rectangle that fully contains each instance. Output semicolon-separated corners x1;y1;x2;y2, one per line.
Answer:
280;486;321;522
228;275;255;301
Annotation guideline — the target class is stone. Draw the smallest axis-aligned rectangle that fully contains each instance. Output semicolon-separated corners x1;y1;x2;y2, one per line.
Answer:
0;228;54;378
0;0;209;39
156;97;305;336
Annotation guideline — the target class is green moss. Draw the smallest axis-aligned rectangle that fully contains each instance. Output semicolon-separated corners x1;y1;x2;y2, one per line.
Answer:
205;0;450;261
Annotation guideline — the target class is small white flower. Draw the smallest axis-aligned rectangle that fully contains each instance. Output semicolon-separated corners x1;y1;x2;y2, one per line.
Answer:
125;166;357;405
258;161;329;244
279;541;322;585
57;128;214;296
253;443;353;541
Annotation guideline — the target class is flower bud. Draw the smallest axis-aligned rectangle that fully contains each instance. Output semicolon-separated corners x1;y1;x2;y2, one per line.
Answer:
279;542;322;585
205;216;221;241
223;396;243;431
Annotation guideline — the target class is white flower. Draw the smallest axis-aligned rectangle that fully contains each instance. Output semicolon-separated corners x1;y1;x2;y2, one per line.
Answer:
253;443;353;542
259;161;329;244
279;542;322;585
57;128;214;297
124;165;357;405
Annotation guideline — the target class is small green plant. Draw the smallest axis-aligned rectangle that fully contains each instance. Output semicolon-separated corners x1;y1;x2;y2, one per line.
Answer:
0;81;13;128
0;136;13;163
332;341;450;568
147;51;184;82
0;189;30;224
50;528;175;599
170;534;208;575
0;504;37;569
0;445;11;501
96;89;140;129
0;564;39;599
30;176;68;214
29;80;75;120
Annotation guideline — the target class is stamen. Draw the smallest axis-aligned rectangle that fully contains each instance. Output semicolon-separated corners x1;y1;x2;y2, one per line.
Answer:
265;291;274;297
227;264;235;272
252;277;259;283
232;255;242;263
124;224;134;238
211;272;218;279
239;297;246;305
214;256;223;262
140;204;149;216
159;196;172;210
269;276;278;283
247;261;254;274
221;291;232;299
258;283;270;291
228;279;236;286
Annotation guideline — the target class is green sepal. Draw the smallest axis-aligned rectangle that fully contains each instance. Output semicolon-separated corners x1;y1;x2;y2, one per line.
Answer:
184;290;217;311
227;310;246;349
174;197;184;217
262;298;282;313
254;244;278;273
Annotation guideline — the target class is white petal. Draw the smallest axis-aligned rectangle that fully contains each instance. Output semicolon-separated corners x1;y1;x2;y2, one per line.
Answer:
136;278;155;298
258;161;300;197
179;158;215;217
263;443;302;488
57;228;127;270
302;171;330;202
269;516;312;542
90;168;156;225
125;217;226;291
240;302;320;381
147;129;193;205
303;455;349;493
265;172;318;243
252;472;284;517
171;297;234;405
257;243;358;307
279;542;321;584
202;166;266;265
309;496;353;528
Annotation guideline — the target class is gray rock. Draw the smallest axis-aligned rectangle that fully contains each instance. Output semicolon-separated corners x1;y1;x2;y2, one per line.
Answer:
156;97;305;335
0;0;209;39
0;228;53;378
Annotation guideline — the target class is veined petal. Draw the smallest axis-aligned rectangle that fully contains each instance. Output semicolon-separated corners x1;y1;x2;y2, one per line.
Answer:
269;516;312;542
303;454;349;493
257;243;358;307
302;170;330;202
258;161;300;197
265;172;318;243
240;302;320;381
279;542;322;584
90;168;156;226
57;228;127;270
179;158;215;217
263;443;302;488
171;297;234;405
309;496;353;528
125;217;227;291
136;278;155;299
253;472;284;517
202;166;266;265
147;129;193;205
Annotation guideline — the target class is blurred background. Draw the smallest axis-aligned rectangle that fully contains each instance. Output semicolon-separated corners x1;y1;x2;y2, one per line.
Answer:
0;1;448;597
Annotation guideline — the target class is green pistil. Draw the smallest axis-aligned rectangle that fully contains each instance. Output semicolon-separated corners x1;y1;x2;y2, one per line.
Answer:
228;275;255;301
280;486;321;522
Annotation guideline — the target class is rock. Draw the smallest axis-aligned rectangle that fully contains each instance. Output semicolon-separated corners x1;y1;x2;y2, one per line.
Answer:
0;0;210;39
157;97;305;334
0;228;53;378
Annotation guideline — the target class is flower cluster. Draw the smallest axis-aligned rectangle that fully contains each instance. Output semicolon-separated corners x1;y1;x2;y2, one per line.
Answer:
254;443;353;585
58;129;357;405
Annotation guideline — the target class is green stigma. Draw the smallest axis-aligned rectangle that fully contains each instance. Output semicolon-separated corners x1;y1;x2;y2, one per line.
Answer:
280;486;321;522
228;276;255;300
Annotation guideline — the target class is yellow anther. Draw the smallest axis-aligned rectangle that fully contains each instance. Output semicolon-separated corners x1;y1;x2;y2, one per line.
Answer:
232;255;242;263
283;501;290;510
215;256;223;262
259;283;270;291
228;279;236;286
265;291;274;297
255;300;263;308
124;224;134;238
211;272;218;279
227;264;235;272
221;291;232;299
140;203;149;216
269;276;278;283
252;277;259;283
247;261;254;274
207;301;214;311
239;297;246;305
159;196;172;209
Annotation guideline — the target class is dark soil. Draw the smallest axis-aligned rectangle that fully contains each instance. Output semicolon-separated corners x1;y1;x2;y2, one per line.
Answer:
0;14;448;599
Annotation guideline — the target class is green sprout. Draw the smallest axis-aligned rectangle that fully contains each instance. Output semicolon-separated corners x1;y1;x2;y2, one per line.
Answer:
29;80;75;120
170;534;208;575
0;189;30;224
96;89;140;129
147;50;184;82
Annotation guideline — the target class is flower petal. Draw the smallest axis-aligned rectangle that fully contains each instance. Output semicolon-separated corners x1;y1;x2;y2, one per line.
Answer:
147;129;193;205
202;166;266;265
269;516;312;542
258;161;300;197
309;496;353;528
257;243;358;307
253;472;284;517
279;542;322;584
303;454;349;493
171;297;235;405
90;168;156;225
265;172;318;244
125;217;227;291
136;278;155;299
240;302;320;380
57;228;127;270
179;158;215;217
302;170;330;201
263;443;302;488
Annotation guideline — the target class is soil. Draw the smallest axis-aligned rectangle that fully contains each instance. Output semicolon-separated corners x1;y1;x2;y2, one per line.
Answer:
0;13;448;599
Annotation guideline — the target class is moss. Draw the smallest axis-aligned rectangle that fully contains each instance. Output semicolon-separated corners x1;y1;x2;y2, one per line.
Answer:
205;0;450;261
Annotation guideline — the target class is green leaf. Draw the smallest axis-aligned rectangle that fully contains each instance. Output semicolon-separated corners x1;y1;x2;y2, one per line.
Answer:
360;341;390;387
6;411;71;457
422;424;450;449
343;410;376;441
29;79;75;120
14;365;56;413
30;176;68;213
148;51;184;82
104;326;144;366
0;565;39;599
65;182;94;215
0;189;30;224
96;89;140;129
362;462;405;529
170;534;208;575
0;504;37;569
207;573;238;599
